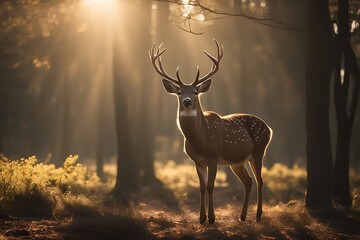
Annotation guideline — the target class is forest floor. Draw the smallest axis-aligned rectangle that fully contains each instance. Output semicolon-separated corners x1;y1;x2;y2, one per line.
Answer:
1;160;360;239
1;190;360;239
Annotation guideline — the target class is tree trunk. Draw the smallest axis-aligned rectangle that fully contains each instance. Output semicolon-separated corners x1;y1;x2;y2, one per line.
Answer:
305;0;333;210
138;0;158;186
332;0;359;208
96;103;105;180
112;39;138;199
333;122;351;207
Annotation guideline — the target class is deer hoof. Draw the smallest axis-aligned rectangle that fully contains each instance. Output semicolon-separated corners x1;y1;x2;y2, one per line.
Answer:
240;215;246;222
199;216;206;224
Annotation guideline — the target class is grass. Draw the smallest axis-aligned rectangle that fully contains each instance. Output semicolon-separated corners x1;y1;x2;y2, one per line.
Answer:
0;155;360;239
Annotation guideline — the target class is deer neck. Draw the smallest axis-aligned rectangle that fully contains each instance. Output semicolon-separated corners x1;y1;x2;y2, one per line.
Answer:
177;101;208;147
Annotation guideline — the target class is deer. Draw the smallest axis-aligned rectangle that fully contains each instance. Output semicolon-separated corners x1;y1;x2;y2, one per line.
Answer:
149;40;272;224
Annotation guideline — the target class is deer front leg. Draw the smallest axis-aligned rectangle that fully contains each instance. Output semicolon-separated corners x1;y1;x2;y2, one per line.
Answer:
207;161;218;224
195;163;207;224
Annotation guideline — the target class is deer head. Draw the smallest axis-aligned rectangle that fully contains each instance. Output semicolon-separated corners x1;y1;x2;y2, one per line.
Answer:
150;40;223;115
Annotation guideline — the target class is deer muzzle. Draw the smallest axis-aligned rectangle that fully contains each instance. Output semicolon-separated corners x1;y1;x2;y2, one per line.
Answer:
183;97;193;108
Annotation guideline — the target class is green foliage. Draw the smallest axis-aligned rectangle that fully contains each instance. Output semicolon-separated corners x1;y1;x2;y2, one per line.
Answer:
0;155;106;217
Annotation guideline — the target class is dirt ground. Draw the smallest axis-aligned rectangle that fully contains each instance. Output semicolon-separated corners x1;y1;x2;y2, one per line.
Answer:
1;208;360;240
1;185;360;240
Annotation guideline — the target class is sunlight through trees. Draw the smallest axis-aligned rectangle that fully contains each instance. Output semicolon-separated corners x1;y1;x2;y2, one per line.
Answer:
0;0;360;238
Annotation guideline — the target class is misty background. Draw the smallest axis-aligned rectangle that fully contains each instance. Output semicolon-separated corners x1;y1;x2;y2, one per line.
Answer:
0;0;359;172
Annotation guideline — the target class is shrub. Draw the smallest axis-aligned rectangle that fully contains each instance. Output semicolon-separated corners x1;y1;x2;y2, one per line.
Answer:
0;155;105;217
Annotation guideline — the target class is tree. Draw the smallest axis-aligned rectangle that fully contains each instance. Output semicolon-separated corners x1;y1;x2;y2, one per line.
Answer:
135;1;159;186
332;0;360;208
304;0;334;210
111;1;162;199
112;36;139;199
96;86;106;180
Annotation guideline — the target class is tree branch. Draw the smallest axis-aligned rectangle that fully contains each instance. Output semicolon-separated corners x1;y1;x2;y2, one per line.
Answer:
155;0;306;34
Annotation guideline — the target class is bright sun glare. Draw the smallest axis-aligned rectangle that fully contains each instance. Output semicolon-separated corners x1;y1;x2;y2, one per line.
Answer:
82;0;117;15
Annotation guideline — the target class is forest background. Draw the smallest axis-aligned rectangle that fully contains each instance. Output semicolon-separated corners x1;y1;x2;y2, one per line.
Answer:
0;0;360;239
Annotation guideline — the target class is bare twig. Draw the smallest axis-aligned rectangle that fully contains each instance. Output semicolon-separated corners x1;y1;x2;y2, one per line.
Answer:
155;0;305;34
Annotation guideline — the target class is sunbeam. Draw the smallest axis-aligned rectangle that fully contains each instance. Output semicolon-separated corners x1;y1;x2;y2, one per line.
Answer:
1;1;360;239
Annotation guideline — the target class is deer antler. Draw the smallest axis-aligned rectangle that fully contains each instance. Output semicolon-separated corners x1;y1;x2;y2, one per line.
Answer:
149;43;184;86
192;39;224;86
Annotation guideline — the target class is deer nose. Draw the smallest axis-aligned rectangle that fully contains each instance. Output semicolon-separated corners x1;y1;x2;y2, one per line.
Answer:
183;97;193;108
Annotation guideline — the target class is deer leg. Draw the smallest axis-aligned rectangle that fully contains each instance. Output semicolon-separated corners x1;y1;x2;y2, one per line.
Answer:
195;164;207;224
207;161;217;224
230;164;252;221
250;154;264;222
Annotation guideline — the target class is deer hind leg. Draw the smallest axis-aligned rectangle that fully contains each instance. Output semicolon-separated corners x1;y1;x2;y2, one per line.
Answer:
195;163;207;224
249;149;265;222
207;161;218;224
230;164;252;221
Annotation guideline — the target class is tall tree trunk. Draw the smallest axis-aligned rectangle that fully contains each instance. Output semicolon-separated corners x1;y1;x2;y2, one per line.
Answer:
96;102;105;180
333;0;360;208
305;0;333;210
333;120;351;207
112;38;138;199
138;0;158;186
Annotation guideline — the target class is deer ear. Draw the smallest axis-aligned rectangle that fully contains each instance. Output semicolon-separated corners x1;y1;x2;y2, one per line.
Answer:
162;79;179;94
197;79;212;93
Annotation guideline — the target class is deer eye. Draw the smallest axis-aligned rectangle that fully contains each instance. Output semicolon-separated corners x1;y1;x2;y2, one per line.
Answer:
177;91;181;95
194;91;198;95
